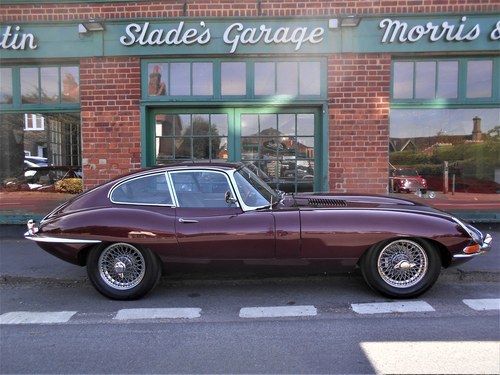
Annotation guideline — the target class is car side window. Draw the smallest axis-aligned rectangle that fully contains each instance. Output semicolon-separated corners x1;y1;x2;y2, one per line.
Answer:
170;170;235;208
110;173;173;205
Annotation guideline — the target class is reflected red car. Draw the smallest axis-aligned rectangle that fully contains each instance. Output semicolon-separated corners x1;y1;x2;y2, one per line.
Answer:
25;162;492;300
390;168;428;194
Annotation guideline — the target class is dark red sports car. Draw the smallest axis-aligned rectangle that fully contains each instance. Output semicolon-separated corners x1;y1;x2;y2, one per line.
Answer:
25;162;492;300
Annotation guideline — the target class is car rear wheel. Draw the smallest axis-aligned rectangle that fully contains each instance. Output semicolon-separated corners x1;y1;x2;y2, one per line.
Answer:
87;243;162;300
360;239;441;298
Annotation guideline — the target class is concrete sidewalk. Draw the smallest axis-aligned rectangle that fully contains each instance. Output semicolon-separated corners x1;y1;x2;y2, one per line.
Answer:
0;223;498;285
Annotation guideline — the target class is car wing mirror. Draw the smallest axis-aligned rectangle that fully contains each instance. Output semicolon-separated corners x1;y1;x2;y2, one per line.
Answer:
225;191;238;206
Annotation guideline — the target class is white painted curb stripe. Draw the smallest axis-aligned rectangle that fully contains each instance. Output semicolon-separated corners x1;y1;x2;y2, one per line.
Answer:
239;305;317;318
0;311;77;324
463;298;500;311
351;301;435;314
114;308;201;320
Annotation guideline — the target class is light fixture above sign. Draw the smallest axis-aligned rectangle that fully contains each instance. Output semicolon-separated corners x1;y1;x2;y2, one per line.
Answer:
329;16;361;29
78;20;105;34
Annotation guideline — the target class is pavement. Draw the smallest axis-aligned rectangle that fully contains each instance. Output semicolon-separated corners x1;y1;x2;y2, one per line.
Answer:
0;223;498;286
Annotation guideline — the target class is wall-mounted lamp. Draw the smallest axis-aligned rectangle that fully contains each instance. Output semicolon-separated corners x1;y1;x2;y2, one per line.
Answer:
78;20;105;34
329;16;361;29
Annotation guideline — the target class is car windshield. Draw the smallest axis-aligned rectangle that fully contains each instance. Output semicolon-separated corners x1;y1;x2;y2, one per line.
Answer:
396;169;418;177
234;165;278;208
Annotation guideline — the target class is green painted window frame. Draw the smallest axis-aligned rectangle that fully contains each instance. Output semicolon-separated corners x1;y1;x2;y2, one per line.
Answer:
0;64;80;111
146;105;327;192
141;58;327;102
391;56;500;108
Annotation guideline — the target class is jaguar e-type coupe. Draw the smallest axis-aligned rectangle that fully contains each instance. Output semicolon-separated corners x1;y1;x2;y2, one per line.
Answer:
25;162;492;300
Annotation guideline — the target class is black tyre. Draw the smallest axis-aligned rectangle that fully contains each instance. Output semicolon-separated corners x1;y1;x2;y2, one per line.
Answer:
360;238;441;298
87;243;162;300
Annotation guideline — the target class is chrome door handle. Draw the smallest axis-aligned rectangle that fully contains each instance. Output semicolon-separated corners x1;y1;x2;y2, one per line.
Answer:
178;218;199;223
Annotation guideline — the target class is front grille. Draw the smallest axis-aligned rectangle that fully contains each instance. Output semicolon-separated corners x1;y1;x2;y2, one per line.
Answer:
308;198;347;207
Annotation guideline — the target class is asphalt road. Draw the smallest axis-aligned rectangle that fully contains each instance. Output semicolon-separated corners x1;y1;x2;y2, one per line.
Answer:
0;223;498;374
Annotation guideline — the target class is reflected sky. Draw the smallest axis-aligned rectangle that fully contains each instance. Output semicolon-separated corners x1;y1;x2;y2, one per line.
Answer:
390;108;500;138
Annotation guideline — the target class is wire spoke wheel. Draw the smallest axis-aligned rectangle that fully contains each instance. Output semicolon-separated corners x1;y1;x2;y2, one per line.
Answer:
377;240;428;288
98;243;146;290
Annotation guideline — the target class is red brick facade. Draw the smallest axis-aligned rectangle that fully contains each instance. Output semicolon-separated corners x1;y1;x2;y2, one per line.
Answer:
1;1;497;192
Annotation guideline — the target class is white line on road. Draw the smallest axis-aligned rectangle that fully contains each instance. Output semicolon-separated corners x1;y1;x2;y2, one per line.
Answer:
114;308;202;320
351;301;435;314
0;311;77;325
239;305;317;318
463;298;500;311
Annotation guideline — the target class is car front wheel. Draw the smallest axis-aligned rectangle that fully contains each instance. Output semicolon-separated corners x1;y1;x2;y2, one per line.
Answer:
87;243;162;300
360;238;441;298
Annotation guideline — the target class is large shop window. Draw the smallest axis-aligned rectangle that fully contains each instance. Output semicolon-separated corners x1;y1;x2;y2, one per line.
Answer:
1;65;82;201
390;57;499;197
145;58;325;193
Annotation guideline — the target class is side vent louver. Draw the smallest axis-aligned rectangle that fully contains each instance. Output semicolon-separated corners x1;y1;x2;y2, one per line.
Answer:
308;198;347;207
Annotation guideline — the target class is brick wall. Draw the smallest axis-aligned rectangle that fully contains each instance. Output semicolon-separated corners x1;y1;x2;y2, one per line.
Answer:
1;1;496;192
328;54;391;193
80;57;142;188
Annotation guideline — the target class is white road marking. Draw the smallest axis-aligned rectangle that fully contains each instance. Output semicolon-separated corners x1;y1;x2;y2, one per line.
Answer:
361;341;500;374
114;308;201;320
0;311;77;325
463;298;500;311
351;301;435;314
239;305;317;318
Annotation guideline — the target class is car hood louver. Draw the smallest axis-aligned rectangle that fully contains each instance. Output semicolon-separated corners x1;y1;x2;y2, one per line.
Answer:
307;198;347;207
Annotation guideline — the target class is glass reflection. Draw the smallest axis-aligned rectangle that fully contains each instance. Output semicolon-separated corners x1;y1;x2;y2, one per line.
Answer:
61;66;80;103
193;63;213;96
221;62;246;95
155;113;229;163
299;62;320;95
240;113;315;192
148;63;167;96
393;62;413;99
21;67;39;104
415;62;435;99
277;62;298;95
437;61;458;99
170;63;190;96
41;67;59;104
467;60;493;98
390;108;499;195
0;68;13;104
254;62;275;95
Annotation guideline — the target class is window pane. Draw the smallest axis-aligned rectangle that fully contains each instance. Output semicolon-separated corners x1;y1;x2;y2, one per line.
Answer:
299;62;320;95
278;114;295;136
241;114;259;136
0;68;13;104
178;114;191;136
211;114;228;136
277;62;298;95
467;60;493;98
193;114;210;136
221;62;246;96
254;62;275;95
148;63;167;96
437;61;458;99
175;138;192;159
192;63;213;96
393;62;414;99
111;174;172;205
41;67;59;104
61;66;80;103
21;67;39;104
297;114;314;136
415;62;436;99
170;63;190;96
259;114;277;134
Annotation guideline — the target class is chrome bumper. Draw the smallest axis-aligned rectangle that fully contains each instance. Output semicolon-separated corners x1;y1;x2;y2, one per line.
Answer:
24;232;102;244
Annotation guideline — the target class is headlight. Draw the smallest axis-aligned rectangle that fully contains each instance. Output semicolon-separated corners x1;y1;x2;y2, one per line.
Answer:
452;217;482;243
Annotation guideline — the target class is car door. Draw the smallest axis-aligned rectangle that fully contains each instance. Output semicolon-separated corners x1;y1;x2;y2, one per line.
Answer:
170;169;276;259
